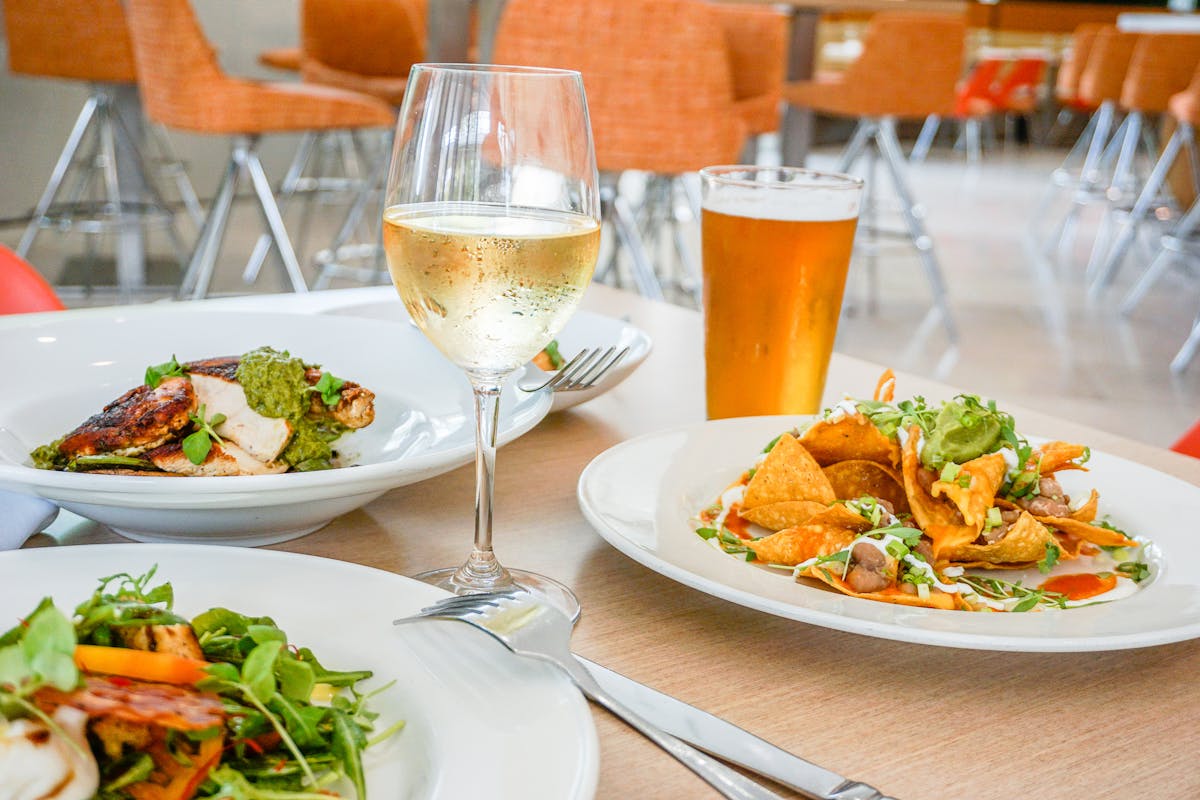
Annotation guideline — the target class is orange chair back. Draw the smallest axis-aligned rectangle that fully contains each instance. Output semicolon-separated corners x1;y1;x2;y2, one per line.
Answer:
302;0;425;77
1120;34;1200;114
123;0;231;132
708;3;788;135
1056;23;1104;108
0;246;65;315
494;0;745;174
4;0;138;83
1077;26;1140;107
837;12;967;118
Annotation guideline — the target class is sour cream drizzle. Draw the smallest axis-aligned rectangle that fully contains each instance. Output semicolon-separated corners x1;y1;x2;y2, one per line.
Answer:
712;484;746;532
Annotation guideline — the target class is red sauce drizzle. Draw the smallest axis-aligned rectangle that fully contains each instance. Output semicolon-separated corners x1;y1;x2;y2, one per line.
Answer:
724;504;753;540
1040;572;1118;601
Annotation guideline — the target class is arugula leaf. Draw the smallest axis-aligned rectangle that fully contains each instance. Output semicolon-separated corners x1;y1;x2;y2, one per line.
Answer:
330;709;368;800
309;371;346;407
241;640;282;704
145;355;186;388
695;527;718;540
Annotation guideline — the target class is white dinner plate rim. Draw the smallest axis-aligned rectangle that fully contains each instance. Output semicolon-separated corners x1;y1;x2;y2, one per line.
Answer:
577;416;1200;652
0;544;599;799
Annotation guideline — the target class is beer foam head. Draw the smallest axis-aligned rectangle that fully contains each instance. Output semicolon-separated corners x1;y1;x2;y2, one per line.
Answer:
700;167;862;222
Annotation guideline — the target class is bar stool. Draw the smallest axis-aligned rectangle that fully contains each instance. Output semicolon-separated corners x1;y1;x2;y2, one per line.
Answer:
1037;26;1140;262
259;47;302;73
785;11;965;343
4;0;202;298
294;0;425;289
711;3;789;163
1085;37;1200;297
992;55;1049;144
122;0;395;299
494;0;746;302
1045;23;1104;145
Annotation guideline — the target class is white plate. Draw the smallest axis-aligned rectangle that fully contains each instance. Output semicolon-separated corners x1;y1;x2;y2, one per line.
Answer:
323;300;652;412
0;309;551;545
0;545;598;799
578;415;1200;652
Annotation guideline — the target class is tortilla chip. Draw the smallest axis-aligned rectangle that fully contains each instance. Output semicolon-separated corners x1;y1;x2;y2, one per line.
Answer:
800;564;963;610
874;369;896;403
900;427;977;557
1068;489;1099;523
1037;515;1137;548
742;434;836;508
930;452;1007;528
739;499;828;531
944;511;1057;565
822;460;910;514
1036;441;1089;474
799;414;899;468
745;504;873;565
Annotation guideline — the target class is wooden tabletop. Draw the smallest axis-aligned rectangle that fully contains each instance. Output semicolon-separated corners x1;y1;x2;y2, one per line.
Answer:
30;285;1200;799
718;0;966;15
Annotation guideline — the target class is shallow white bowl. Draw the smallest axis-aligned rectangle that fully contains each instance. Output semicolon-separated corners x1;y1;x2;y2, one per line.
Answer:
0;308;551;545
324;300;652;412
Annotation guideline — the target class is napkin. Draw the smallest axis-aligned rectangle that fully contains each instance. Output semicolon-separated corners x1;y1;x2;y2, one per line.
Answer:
0;489;59;550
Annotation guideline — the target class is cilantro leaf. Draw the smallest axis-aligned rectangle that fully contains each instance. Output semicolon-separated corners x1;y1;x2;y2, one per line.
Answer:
310;371;346;407
1037;542;1061;574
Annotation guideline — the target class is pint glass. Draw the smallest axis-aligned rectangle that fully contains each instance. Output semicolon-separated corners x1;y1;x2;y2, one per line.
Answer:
700;166;863;419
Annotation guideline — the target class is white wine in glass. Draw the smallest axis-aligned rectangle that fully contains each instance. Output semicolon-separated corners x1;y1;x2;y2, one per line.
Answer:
383;64;600;618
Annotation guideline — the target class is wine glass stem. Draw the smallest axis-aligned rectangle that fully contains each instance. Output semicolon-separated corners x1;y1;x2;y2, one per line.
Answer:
454;377;514;590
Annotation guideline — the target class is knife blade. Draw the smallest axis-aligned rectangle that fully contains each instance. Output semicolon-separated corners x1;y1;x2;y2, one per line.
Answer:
580;656;896;800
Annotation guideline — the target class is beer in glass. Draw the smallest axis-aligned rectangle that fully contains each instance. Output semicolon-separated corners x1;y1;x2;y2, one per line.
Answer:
700;166;863;419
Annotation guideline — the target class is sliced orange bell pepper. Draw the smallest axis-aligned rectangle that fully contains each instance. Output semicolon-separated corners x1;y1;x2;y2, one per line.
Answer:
74;644;210;685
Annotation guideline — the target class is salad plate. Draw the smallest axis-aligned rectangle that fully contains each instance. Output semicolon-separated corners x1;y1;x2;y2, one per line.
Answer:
0;544;599;800
322;300;652;412
0;308;551;545
577;415;1200;652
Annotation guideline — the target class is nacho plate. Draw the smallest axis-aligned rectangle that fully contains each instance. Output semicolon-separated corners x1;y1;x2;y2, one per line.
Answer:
577;416;1198;652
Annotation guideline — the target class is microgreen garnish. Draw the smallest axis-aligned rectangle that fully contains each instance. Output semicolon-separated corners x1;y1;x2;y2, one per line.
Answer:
543;340;564;370
309;371;346;408
761;434;783;453
182;404;227;465
1116;560;1150;582
1037;542;1061;574
145;355;186;388
955;574;1067;611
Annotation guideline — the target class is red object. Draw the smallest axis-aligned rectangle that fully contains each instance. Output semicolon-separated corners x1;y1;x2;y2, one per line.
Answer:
0;245;64;314
1170;419;1200;459
991;57;1048;114
953;58;1006;118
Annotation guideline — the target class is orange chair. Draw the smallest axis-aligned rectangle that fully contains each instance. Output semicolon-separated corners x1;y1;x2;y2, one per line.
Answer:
709;3;788;160
1085;35;1200;295
1118;67;1200;371
1046;23;1105;143
3;0;201;296
0;246;66;315
1170;418;1200;457
992;56;1049;138
785;12;965;343
910;57;1006;163
259;47;303;73
293;0;426;288
123;0;395;299
495;0;746;301
1038;26;1139;261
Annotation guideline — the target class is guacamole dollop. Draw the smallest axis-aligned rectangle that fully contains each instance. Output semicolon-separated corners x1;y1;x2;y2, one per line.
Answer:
920;399;1003;468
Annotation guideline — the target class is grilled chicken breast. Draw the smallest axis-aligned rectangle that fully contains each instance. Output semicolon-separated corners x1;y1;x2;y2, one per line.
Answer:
304;367;376;429
58;377;196;460
186;357;293;462
146;440;289;477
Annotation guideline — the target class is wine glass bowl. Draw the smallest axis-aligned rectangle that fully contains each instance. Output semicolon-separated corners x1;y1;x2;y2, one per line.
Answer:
383;64;600;617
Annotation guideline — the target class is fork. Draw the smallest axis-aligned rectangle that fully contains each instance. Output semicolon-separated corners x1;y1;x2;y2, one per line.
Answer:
520;346;630;393
394;592;786;800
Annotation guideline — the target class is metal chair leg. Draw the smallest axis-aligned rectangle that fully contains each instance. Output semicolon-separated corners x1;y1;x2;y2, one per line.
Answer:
179;153;240;299
243;141;309;294
1085;112;1144;294
875;117;958;344
1121;196;1200;317
601;180;664;301
18;95;101;256
148;123;204;227
1092;124;1186;302
1046;102;1117;261
837;119;875;173
910;115;940;164
964;117;982;164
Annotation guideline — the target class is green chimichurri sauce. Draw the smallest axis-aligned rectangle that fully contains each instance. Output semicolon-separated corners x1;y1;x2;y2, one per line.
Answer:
30;438;66;470
235;346;346;470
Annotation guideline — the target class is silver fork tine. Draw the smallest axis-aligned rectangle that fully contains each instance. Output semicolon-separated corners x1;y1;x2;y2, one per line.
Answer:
522;348;595;392
572;346;629;389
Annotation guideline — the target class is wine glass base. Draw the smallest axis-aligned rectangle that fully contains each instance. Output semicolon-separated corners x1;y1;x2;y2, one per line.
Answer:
411;566;581;624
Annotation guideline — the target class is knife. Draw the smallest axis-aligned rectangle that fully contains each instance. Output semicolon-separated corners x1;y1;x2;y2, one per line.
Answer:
580;656;897;800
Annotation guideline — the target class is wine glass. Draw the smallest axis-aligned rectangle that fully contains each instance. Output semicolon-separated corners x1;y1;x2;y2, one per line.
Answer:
382;64;600;618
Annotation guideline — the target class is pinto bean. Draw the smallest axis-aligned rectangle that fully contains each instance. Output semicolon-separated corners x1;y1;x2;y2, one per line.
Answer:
1000;509;1022;525
1039;476;1065;500
1025;496;1071;517
914;538;934;562
846;565;890;593
851;542;887;570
